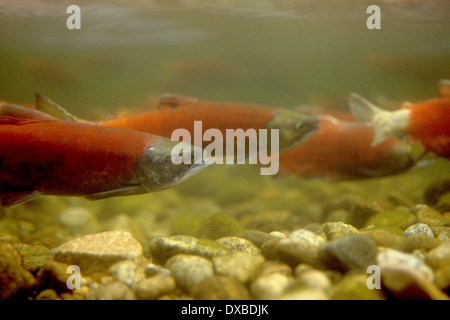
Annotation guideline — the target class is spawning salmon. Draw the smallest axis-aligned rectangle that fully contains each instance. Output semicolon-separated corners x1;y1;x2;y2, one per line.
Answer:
349;80;450;159
0;104;208;207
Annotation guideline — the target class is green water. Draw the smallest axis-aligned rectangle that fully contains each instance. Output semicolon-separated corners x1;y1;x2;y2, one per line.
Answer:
0;0;449;230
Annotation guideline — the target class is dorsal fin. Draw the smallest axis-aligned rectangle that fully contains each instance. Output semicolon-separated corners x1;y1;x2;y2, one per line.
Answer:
158;94;198;109
438;79;450;97
0;104;55;125
35;93;80;123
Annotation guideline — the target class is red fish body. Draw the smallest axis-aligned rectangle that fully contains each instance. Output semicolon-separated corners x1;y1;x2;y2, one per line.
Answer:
278;113;415;180
350;80;450;159
0;104;207;207
35;94;319;154
405;96;450;157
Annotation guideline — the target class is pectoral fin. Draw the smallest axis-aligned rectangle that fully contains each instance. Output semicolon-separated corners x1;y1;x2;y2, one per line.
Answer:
0;191;40;208
85;185;147;201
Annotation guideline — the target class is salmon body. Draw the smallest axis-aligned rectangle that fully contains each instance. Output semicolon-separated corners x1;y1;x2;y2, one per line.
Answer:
405;96;450;157
278;113;415;180
98;95;319;153
0;104;208;207
349;80;450;159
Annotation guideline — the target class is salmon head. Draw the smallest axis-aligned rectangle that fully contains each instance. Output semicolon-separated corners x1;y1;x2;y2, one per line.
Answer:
131;139;209;192
265;109;319;152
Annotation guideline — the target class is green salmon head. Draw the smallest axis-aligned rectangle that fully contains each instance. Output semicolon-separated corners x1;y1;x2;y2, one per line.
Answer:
265;110;319;152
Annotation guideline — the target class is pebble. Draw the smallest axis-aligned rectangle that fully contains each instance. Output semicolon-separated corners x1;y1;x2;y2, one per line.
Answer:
91;281;135;300
415;206;447;227
377;248;434;282
276;288;329;300
250;273;293;299
14;243;54;273
0;243;37;299
361;229;404;248
263;238;322;268
192;275;250;300
215;237;260;255
134;273;176;300
322;222;359;241
403;223;435;239
295;269;332;293
52;231;146;274
108;260;144;288
426;242;450;270
149;235;227;265
330;274;385;300
398;233;441;253
366;208;416;230
289;229;326;246
213;252;265;284
165;254;214;293
318;234;378;273
239;230;276;248
381;266;448;300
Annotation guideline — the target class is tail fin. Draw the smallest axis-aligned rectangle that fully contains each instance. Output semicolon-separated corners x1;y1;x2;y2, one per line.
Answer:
349;93;396;146
348;93;385;125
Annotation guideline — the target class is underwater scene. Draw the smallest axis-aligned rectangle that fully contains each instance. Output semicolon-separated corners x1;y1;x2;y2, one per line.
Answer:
0;0;449;303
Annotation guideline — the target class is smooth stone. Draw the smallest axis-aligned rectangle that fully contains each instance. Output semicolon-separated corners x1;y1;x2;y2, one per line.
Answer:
149;235;227;265
108;260;145;288
277;288;329;300
213;252;265;284
318;234;378;273
295;269;332;293
366;208;416;230
289;229;326;246
322;222;359;241
134;273;176;300
250;273;293;299
52;231;145;274
397;233;441;253
92;281;135;300
192;275;250;300
416;207;448;227
426;242;450;270
331;274;385;300
165;254;214;293
403;223;435;239
239;230;276;248
381;266;448;300
361;229;404;248
377;248;434;282
268;238;322;268
215;237;261;255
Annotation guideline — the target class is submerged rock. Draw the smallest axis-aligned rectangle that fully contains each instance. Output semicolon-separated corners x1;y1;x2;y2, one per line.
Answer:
319;234;378;273
149;235;227;265
51;231;146;274
0;243;37;299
